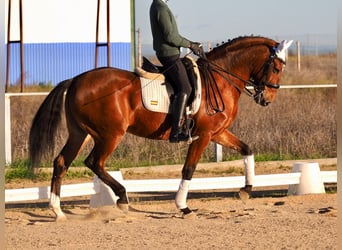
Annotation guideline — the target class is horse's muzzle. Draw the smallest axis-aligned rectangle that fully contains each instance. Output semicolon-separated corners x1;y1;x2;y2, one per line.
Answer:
253;92;270;106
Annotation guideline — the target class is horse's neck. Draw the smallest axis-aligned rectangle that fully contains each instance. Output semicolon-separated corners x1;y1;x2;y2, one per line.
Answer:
211;45;268;78
210;52;253;80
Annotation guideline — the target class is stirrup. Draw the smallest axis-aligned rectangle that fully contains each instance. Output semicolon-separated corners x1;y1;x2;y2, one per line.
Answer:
185;117;199;144
187;135;199;144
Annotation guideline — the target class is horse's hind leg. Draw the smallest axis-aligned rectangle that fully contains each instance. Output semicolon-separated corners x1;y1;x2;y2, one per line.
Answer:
85;134;129;211
50;131;88;221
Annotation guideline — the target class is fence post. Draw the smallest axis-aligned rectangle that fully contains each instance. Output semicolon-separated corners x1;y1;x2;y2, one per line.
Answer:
214;143;222;162
296;40;301;72
136;28;142;67
0;1;5;243
5;95;11;164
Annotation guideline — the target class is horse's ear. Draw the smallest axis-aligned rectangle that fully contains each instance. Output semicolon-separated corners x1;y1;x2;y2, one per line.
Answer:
275;40;293;62
282;40;293;50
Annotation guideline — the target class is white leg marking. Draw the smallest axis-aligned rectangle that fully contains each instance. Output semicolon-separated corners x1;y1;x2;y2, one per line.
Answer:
243;154;255;186
175;179;190;210
50;193;67;221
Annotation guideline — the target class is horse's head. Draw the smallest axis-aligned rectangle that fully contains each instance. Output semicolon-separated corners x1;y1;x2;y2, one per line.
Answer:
201;37;293;112
251;40;293;106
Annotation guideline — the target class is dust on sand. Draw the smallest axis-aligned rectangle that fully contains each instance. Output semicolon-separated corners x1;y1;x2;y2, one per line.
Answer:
5;192;337;250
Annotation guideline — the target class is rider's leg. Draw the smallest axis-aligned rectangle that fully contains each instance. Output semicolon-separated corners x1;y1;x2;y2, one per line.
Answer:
158;55;193;142
169;93;189;142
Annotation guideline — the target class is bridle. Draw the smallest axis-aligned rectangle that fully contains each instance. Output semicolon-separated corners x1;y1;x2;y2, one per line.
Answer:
248;48;285;105
198;46;285;113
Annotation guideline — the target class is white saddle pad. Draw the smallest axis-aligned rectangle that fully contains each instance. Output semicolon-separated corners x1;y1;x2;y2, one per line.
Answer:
137;57;201;115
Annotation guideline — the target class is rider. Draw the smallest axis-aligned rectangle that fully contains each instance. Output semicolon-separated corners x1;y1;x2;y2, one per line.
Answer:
150;0;203;143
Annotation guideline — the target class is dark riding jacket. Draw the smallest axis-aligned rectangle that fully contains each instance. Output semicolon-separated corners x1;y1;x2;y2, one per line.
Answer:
150;0;191;57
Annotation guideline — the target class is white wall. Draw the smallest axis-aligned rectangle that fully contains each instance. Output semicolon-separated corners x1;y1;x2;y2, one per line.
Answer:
6;0;131;43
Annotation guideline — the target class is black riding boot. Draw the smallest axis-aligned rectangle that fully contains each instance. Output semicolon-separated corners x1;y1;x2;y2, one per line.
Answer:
169;93;190;143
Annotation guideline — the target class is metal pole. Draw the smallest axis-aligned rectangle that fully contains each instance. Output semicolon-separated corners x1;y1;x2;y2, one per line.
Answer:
95;0;110;68
6;0;25;92
207;41;211;52
5;0;12;93
0;0;6;243
106;0;110;67
136;28;141;67
19;0;24;92
130;0;136;71
95;0;100;68
297;40;301;72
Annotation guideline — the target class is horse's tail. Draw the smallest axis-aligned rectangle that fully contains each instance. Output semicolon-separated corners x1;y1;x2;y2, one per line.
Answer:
29;79;73;170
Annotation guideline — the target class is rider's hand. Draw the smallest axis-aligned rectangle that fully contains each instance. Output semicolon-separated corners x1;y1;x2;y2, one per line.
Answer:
189;42;204;57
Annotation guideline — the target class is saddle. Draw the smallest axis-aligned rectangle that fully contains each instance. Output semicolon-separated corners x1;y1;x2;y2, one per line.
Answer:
135;56;201;115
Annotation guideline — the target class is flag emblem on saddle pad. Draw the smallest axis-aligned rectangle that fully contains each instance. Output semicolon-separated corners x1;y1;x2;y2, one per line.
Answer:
150;100;158;106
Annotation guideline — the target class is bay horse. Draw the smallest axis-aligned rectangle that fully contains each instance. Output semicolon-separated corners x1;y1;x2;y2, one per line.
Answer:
29;36;293;221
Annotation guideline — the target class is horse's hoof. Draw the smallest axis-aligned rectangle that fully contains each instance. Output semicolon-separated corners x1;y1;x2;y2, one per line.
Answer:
117;203;129;212
55;214;67;222
180;207;196;219
183;211;196;219
239;190;250;201
239;185;252;201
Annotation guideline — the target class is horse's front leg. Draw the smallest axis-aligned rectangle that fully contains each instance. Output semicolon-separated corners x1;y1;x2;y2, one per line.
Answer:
212;130;255;199
176;137;211;217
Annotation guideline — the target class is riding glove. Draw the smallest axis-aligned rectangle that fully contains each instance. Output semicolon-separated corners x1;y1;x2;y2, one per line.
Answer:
189;42;204;57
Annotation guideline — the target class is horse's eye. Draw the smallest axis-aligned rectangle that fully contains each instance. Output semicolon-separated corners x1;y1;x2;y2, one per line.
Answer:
273;67;280;74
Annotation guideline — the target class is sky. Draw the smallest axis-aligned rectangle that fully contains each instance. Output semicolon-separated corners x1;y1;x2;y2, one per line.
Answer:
135;0;338;46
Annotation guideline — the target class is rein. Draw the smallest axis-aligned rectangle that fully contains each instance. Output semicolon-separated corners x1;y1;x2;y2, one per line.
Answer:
198;59;255;115
204;60;256;97
199;60;226;115
198;49;281;114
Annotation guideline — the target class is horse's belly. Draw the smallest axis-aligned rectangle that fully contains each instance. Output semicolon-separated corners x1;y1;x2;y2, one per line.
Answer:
127;110;171;140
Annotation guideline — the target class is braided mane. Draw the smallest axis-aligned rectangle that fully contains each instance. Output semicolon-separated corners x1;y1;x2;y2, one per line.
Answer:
207;36;278;58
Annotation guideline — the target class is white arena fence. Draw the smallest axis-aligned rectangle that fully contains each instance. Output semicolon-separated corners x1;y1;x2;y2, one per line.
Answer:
5;169;337;204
